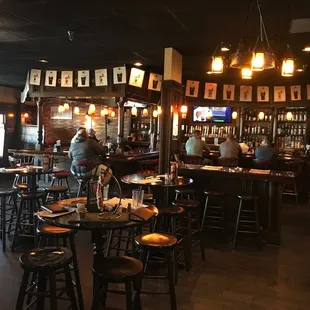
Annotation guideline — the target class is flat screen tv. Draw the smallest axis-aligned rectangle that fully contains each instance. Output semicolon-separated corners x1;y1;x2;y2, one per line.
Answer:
193;106;232;123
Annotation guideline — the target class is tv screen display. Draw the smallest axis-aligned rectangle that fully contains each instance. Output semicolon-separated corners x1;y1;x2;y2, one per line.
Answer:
193;106;232;123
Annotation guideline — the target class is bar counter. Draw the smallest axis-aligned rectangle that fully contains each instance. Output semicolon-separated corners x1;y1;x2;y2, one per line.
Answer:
179;165;295;245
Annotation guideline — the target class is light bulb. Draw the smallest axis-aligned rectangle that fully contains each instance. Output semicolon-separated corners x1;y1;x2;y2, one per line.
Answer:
74;106;80;115
232;111;238;120
131;106;137;116
23;112;29;118
110;110;116;118
153;110;158;118
241;68;252;79
211;56;224;74
142;108;148;117
258;112;265;120
63;102;70;111
281;58;294;77
157;106;162;114
58;105;65;113
252;52;265;71
180;105;188;114
286;112;293;121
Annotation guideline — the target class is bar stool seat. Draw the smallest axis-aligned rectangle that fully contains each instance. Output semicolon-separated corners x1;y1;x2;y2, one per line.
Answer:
237;194;258;201
19;192;45;200
158;206;184;216
175;188;196;195
52;171;71;178
45;186;68;202
37;224;75;236
204;190;224;196
135;232;177;248
172;199;200;208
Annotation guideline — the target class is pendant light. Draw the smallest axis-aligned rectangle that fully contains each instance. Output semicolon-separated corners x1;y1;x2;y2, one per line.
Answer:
180;105;188;119
211;56;224;74
88;103;96;116
281;45;294;77
74;106;80;115
241;68;252;79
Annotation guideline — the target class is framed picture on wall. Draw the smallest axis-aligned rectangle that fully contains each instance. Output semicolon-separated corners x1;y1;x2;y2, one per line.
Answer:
51;106;72;120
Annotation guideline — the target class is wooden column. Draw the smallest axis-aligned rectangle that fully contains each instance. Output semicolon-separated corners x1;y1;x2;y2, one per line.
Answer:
36;98;43;151
159;48;183;174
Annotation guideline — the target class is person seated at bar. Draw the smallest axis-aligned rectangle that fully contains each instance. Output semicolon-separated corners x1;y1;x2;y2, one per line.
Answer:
219;133;241;158
255;137;276;161
69;128;110;177
71;126;86;144
185;130;210;156
88;128;100;142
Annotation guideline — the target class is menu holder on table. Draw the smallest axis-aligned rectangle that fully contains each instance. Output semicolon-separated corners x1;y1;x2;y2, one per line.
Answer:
249;169;270;175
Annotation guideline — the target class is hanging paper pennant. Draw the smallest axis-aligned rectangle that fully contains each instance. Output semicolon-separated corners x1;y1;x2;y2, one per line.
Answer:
204;83;217;100
95;69;108;86
185;80;199;97
129;68;145;88
30;69;41;86
307;85;310;100
77;70;90;87
223;84;235;100
61;71;73;87
291;85;301;101
274;86;286;102
240;86;252;102
45;70;57;87
148;73;162;92
257;86;269;102
113;66;126;84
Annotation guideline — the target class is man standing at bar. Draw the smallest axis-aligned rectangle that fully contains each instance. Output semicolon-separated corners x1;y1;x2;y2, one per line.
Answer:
219;133;241;158
185;130;210;156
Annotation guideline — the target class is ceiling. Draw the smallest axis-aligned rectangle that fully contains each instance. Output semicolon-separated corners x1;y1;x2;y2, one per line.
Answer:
0;0;309;88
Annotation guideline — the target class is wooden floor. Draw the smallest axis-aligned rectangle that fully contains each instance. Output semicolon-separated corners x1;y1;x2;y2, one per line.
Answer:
1;176;310;309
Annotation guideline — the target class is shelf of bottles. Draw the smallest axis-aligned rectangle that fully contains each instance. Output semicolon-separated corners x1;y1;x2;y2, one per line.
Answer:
242;108;273;147
130;109;150;141
276;108;307;149
188;124;236;138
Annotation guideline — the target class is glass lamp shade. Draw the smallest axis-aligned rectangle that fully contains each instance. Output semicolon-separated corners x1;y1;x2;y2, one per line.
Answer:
206;109;213;119
211;56;224;74
23;112;29;118
110;110;116;118
58;105;65;113
281;58;294;77
74;106;80;115
63;103;70;111
232;111;238;120
252;51;276;71
100;107;109;117
88;104;96;115
180;105;188;114
131;106;137;116
286;112;293;121
153;110;158;118
258;112;265;120
241;68;252;79
157;106;162;115
142;108;148;117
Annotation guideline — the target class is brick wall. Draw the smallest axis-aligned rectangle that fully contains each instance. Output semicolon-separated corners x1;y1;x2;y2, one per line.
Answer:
42;98;130;145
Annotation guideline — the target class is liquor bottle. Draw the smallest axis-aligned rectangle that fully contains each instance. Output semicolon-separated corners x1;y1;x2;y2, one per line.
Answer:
298;125;302;135
264;113;268;121
299;111;303;122
280;112;284;121
277;113;281;121
303;125;306;135
304;111;307;122
293;125;297;135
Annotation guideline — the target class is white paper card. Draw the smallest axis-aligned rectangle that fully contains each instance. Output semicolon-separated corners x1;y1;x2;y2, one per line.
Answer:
185;80;199;98
148;73;162;92
44;70;57;87
129;68;145;88
113;66;126;84
77;70;90;87
30;69;41;86
95;69;108;86
223;84;235;101
204;83;217;100
61;71;73;87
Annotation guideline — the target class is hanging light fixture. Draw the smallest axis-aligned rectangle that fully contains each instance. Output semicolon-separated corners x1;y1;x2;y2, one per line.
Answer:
101;107;109;117
206;109;213;119
241;68;252;79
258;111;265;120
220;42;231;52
63;102;70;111
88;103;96;116
211;56;224;74
281;45;294;77
153;109;158;118
286;111;293;121
58;104;65;113
142;108;148;117
232;111;238;120
74;106;80;115
110;110;116;118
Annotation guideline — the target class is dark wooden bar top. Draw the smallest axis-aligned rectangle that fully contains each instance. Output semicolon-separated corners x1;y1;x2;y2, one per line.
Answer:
8;148;69;158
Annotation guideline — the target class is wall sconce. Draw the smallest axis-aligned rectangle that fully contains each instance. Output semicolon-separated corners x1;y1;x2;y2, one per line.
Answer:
101;107;109;117
286;111;293;121
8;113;14;118
180;105;188;119
74;106;80;115
258;111;265;120
153;110;158;118
23;112;29;118
88;103;96;116
110;110;116;118
142;108;148;117
58;104;65;113
232;111;238;120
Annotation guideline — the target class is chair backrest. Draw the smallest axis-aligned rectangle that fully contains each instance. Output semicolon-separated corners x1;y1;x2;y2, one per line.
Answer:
217;157;238;167
252;159;273;170
183;155;204;165
285;160;304;176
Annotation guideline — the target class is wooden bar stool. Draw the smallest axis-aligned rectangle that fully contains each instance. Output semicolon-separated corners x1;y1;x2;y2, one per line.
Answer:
36;224;84;310
233;195;262;250
45;185;68;202
173;199;206;269
135;233;177;310
15;247;78;310
11;192;45;252
174;188;196;200
202;191;227;241
50;171;72;197
92;256;143;310
0;188;18;252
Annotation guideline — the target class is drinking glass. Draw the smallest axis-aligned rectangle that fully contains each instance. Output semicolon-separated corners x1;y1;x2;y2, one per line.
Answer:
132;189;144;209
103;185;109;201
